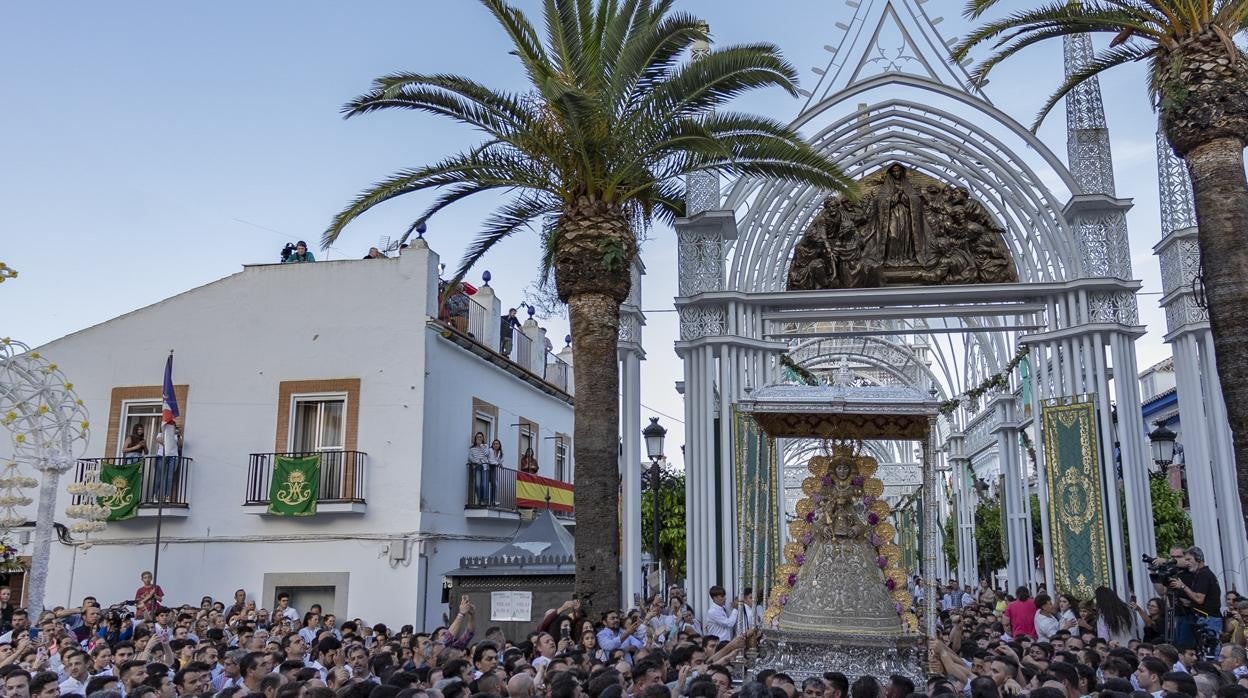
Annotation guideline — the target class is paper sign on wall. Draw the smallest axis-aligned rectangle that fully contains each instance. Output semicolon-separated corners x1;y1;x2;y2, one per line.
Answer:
489;591;533;621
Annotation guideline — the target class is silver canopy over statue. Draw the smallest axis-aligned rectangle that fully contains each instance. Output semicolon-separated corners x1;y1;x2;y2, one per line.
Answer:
787;163;1018;290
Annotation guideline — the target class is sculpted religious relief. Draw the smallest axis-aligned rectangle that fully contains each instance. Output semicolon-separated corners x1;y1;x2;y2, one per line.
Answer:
786;163;1018;290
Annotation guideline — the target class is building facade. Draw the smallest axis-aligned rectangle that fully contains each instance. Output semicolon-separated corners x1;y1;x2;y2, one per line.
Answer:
12;242;575;628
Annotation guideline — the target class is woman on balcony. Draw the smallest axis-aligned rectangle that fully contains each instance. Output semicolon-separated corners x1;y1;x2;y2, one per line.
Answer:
487;439;504;506
468;432;492;506
122;424;147;463
520;448;538;475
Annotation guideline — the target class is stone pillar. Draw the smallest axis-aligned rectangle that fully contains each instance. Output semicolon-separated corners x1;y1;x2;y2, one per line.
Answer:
619;259;646;607
473;279;502;352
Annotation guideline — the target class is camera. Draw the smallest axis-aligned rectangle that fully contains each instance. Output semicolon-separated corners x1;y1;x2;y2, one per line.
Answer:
280;243;296;262
1142;554;1182;583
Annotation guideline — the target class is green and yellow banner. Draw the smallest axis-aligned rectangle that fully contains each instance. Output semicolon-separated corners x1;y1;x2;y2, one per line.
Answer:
268;455;321;516
99;461;143;520
1041;400;1110;599
735;410;778;596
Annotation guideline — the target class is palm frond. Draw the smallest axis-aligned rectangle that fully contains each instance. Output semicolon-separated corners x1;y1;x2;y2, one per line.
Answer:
478;0;553;87
450;194;560;284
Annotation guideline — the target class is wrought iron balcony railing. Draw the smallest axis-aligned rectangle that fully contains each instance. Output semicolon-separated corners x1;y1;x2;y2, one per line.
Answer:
246;451;367;506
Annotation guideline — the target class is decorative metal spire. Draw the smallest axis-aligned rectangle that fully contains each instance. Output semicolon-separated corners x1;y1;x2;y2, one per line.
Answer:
685;24;720;215
1063;34;1117;197
1156;129;1198;235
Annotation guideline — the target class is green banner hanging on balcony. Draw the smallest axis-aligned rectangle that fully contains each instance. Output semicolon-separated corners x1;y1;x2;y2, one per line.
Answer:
1041;400;1110;600
268;455;321;516
99;460;143;521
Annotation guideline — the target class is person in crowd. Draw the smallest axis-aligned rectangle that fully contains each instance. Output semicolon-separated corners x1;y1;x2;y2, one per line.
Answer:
122;424;148;463
1056;594;1080;638
1004;586;1038;639
443;282;471;334
467;432;492;506
134;572;164;620
362;247;386;259
1171;546;1224;649
520;448;539;475
1093;586;1137;647
500;308;522;356
703;587;739;642
282;241;316;264
487;439;504;506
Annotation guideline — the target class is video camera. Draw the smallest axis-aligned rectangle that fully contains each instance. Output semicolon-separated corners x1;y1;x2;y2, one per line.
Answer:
1142;554;1185;586
280;242;297;262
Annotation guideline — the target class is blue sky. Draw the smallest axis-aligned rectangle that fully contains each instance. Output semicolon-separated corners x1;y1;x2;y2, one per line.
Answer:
2;1;1176;467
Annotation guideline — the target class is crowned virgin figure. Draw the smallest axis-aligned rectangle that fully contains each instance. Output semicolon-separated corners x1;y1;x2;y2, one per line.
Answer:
777;450;904;635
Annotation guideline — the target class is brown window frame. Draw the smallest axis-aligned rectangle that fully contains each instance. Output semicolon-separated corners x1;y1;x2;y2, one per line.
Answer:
105;385;190;458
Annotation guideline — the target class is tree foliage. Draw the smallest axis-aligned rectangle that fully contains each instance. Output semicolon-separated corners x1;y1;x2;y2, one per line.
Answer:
640;465;686;580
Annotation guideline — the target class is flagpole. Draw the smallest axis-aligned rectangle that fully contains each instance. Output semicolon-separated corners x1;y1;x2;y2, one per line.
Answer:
152;350;173;589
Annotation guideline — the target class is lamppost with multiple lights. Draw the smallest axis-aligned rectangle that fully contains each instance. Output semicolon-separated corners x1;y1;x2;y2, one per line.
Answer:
643;417;667;597
1149;419;1179;484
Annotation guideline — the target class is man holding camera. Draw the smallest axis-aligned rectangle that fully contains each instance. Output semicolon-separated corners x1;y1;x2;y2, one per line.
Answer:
1166;546;1222;651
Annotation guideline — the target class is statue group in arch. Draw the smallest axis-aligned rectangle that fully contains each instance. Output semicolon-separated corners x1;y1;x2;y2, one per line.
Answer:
787;163;1018;290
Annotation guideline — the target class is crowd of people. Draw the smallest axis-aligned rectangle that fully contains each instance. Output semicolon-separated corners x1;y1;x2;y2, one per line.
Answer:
5;546;1248;698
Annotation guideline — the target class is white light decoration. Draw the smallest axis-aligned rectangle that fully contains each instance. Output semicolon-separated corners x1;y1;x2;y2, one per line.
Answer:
0;334;90;618
66;469;115;544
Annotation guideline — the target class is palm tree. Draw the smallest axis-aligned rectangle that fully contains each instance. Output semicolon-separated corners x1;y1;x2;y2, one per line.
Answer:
953;1;1248;529
323;0;852;615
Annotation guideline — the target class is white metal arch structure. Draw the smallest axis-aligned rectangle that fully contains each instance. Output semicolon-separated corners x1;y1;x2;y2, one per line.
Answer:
724;76;1086;293
673;0;1156;618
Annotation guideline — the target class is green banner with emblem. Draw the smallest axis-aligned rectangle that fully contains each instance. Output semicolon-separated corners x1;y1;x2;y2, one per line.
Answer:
268;455;321;516
99;460;143;520
735;410;778;599
1041;400;1110;599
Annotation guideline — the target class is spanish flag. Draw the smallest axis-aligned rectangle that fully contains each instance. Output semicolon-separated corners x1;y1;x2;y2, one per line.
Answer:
516;472;574;513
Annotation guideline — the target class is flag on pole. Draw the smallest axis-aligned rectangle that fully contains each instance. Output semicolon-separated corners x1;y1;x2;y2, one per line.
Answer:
162;353;180;425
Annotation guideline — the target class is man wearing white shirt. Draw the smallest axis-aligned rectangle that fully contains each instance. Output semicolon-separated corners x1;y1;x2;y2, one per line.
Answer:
1032;594;1060;641
58;651;91;695
703;586;739;641
274;593;299;624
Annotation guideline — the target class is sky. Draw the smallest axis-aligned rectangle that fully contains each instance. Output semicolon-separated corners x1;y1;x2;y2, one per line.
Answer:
1;1;1180;471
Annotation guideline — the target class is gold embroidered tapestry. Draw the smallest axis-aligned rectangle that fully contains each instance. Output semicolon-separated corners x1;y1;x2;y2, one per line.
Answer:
1041;401;1110;599
735;410;779;597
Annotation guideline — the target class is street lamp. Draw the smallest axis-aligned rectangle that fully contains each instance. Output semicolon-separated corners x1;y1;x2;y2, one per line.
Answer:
642;417;666;595
1148;420;1178;467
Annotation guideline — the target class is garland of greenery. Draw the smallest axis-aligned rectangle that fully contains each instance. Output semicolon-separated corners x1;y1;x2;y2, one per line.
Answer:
937;346;1030;416
779;354;820;386
1019;430;1038;467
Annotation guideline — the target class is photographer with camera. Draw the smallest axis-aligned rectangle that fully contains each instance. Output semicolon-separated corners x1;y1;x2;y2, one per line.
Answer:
1170;546;1223;651
280;241;316;264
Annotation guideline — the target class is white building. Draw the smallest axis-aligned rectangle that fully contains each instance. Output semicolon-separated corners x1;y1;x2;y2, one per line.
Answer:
12;241;575;628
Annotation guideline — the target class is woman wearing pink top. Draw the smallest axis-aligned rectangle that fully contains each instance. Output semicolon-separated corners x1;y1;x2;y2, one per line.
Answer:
1003;586;1038;638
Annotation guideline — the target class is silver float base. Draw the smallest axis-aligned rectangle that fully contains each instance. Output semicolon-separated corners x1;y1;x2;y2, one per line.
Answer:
749;629;926;683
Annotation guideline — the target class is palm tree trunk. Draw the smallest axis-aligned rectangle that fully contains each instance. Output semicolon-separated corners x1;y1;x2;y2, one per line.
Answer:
566;291;623;616
1184;138;1248;533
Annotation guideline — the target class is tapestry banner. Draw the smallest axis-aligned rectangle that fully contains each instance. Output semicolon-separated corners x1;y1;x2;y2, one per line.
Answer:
99;460;143;521
735;410;778;597
1041;400;1110;599
268;455;321;516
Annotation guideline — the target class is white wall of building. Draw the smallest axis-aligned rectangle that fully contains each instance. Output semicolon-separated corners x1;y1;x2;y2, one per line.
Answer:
3;244;574;628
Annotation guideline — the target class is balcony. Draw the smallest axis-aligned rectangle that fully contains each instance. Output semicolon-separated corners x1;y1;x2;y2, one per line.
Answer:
73;456;193;519
244;451;367;515
464;463;574;522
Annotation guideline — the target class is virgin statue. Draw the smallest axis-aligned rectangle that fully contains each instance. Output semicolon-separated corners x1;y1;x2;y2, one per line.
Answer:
873;163;927;266
777;452;904;636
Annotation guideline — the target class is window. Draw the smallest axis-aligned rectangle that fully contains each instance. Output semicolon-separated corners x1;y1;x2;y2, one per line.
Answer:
517;418;537;466
555;435;569;482
117;401;161;458
290;395;346;452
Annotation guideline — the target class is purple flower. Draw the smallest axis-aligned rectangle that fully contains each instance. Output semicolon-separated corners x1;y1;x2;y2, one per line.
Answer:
787;573;798;586
851;475;865;487
779;594;789;606
801;533;813;546
870;534;882;547
804;511;816;523
895;602;904;614
821;476;833;487
811;494;823;504
867;512;880;525
863;495;876;505
795;553;807;566
876;556;888;569
885;578;897;591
